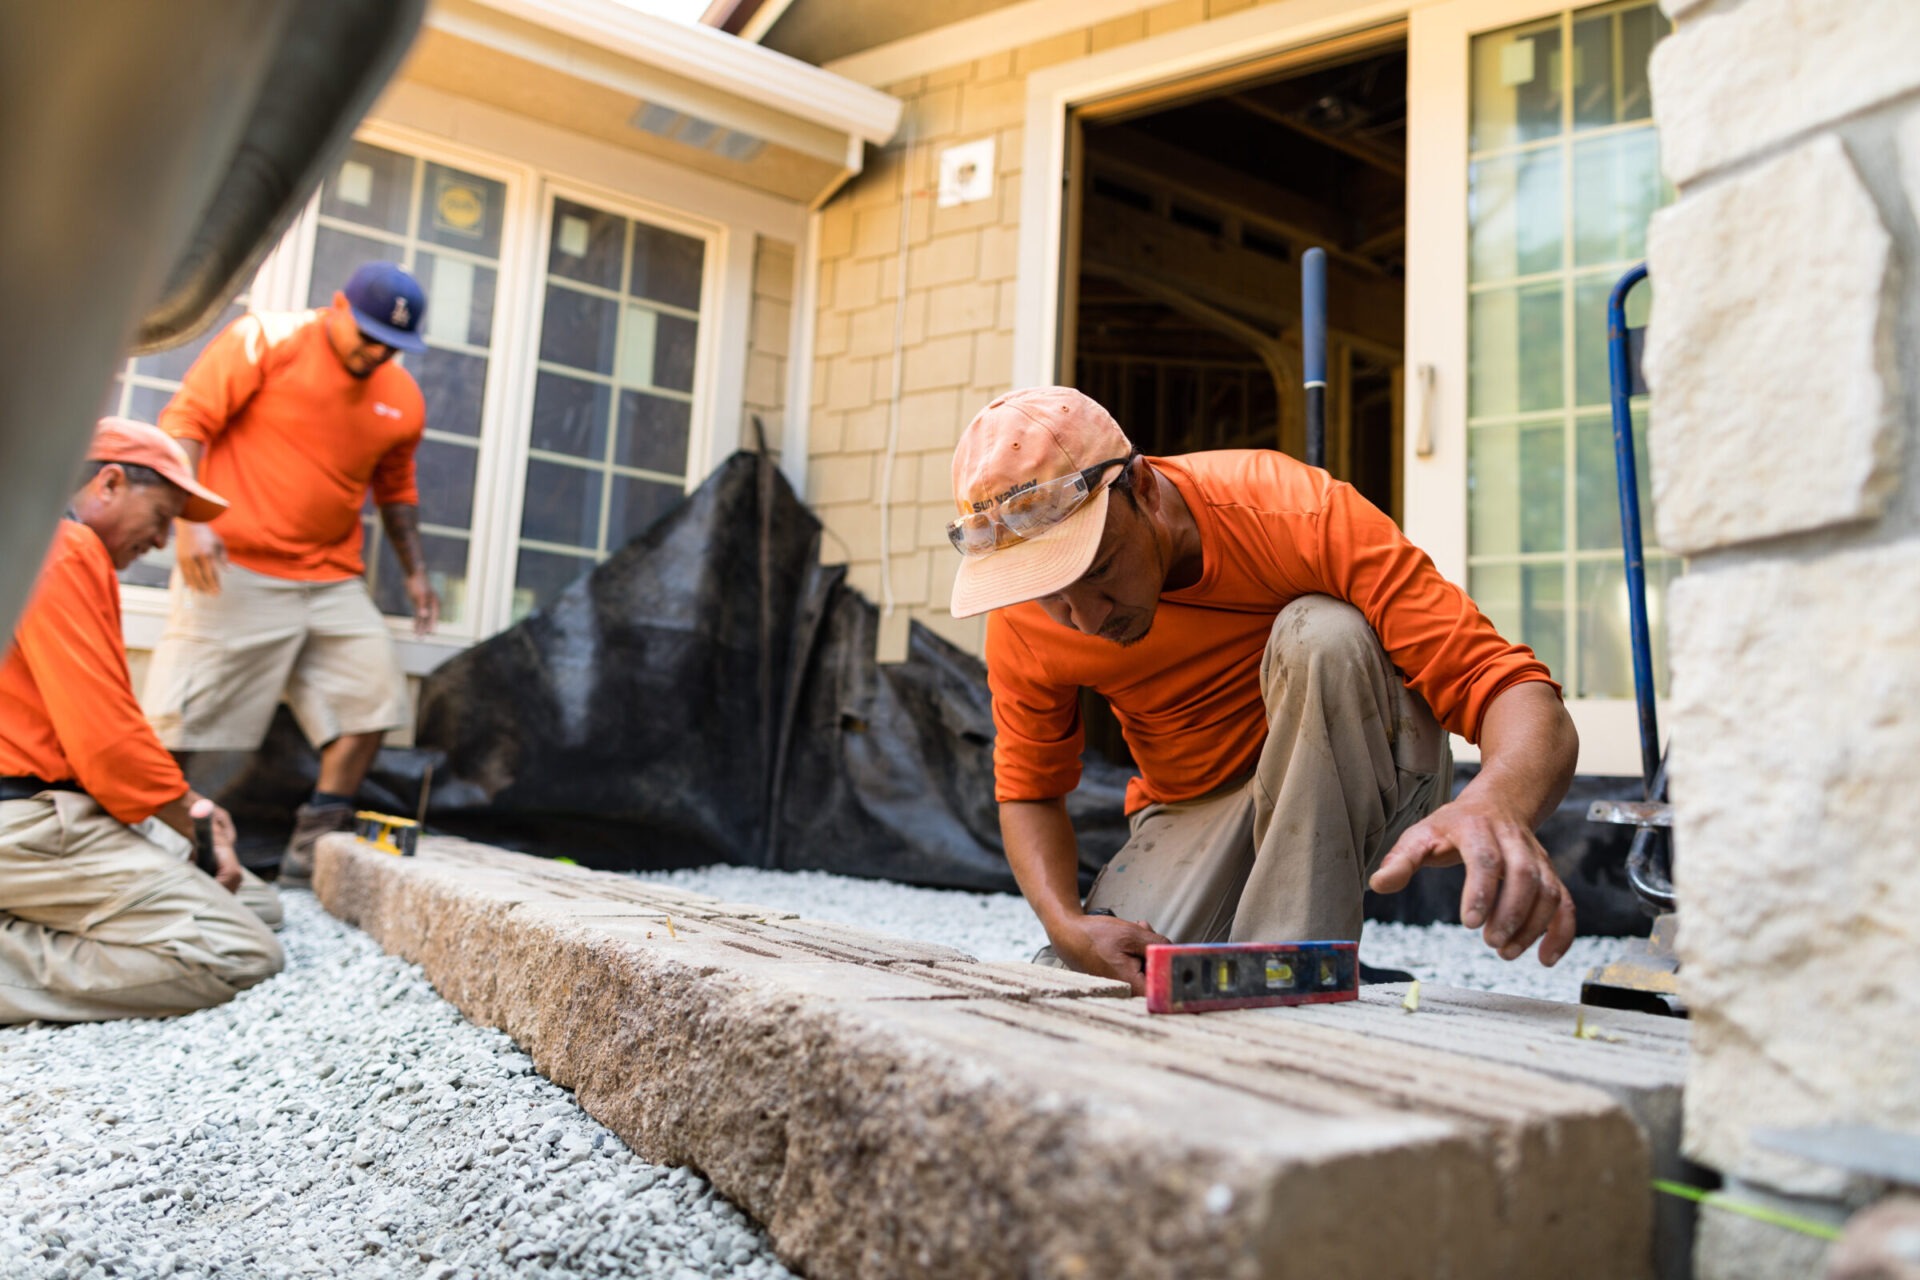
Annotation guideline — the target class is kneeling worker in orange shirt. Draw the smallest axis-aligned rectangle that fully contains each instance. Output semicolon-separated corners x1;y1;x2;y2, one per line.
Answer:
951;388;1582;994
0;419;283;1024
142;262;438;887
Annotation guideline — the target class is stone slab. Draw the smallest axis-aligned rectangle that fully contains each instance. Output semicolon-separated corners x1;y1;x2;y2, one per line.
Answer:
318;834;1664;1279
1644;133;1900;555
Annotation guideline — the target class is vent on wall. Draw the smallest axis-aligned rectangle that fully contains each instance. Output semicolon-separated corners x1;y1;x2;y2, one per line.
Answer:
629;102;765;162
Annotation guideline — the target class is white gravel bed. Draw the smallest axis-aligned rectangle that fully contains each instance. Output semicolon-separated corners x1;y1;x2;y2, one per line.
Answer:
631;865;1632;1003
1;866;1634;1280
0;893;792;1280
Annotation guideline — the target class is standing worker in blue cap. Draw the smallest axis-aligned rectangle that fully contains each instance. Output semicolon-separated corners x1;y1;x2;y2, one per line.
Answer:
141;262;440;886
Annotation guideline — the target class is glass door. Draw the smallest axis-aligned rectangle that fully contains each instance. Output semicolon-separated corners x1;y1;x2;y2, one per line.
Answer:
1406;0;1674;773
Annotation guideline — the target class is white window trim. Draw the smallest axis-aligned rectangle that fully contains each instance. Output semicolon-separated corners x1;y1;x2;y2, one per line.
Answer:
1007;0;1652;775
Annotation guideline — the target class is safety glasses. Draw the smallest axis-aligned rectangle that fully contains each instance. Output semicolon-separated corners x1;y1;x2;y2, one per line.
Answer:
947;454;1133;558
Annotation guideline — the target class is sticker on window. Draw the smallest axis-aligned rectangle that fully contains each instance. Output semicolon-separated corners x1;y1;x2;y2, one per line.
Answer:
557;215;591;259
337;161;374;208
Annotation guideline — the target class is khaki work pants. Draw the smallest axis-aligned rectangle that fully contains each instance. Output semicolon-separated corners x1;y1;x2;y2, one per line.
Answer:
0;790;285;1024
1048;596;1453;959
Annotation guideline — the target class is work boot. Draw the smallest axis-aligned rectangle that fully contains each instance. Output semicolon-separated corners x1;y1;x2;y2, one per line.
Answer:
281;803;355;888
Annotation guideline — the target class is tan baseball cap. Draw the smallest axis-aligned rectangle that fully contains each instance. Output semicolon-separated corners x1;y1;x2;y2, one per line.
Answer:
87;417;228;522
948;387;1132;618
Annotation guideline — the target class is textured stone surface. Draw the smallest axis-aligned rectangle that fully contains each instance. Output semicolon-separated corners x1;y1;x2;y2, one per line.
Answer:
1650;0;1920;185
1644;135;1900;555
317;835;1663;1279
1667;546;1920;1195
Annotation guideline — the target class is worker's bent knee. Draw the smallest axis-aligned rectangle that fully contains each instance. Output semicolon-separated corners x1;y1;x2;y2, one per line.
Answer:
206;916;286;993
1266;595;1378;672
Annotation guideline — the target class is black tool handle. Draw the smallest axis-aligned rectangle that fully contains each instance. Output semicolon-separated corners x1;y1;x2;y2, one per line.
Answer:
193;814;219;878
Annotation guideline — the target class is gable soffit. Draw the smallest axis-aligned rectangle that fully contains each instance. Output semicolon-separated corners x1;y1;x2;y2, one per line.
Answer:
761;0;1022;67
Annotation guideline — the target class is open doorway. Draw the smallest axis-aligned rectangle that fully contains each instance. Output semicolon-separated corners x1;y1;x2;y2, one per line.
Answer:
1069;32;1407;519
1065;31;1408;764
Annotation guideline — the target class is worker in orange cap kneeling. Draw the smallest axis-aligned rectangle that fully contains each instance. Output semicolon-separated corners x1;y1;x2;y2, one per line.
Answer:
0;418;283;1024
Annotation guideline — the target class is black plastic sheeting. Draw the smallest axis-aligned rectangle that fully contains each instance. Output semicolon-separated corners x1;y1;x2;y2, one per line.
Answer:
199;449;1649;929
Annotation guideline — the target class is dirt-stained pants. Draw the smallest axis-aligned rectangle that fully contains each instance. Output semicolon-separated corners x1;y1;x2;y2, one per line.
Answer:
1048;596;1452;959
0;790;284;1024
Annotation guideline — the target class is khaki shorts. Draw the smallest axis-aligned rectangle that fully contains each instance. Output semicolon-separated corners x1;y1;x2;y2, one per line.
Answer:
142;565;410;752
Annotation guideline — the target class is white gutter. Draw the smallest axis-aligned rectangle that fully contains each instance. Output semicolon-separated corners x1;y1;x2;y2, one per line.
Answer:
465;0;901;146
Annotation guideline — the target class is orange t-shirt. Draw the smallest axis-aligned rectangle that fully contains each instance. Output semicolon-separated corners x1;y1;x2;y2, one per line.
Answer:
986;450;1559;813
0;522;188;825
160;309;425;581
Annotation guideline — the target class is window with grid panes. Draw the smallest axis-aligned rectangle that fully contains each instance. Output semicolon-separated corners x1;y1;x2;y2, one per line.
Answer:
513;196;706;619
1466;0;1675;699
104;297;249;589
306;139;508;629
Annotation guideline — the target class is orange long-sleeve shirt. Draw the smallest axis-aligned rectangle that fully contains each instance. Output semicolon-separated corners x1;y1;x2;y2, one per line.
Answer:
987;450;1559;813
160;309;425;581
0;522;188;825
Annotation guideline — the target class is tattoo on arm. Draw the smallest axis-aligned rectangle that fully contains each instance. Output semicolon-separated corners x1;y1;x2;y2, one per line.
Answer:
379;503;426;577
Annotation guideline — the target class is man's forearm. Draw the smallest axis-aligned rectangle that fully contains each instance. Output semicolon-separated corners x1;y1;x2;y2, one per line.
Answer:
1462;681;1579;826
153;788;200;841
379;503;427;577
999;798;1085;935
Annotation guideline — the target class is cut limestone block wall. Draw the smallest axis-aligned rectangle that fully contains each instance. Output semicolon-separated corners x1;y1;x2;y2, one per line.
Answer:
745;237;793;462
1644;2;1920;1275
803;0;1292;661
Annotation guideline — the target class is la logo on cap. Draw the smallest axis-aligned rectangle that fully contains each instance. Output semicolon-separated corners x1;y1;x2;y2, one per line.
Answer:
390;297;412;327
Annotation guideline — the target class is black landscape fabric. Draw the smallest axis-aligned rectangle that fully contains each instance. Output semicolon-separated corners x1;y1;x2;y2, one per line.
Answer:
403;450;1129;891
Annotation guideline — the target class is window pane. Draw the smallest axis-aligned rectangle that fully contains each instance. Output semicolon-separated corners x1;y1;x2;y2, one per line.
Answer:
1479;562;1570;682
530;372;610;461
1574;407;1655;552
629;223;704;310
1469;150;1563;283
125;384;175;425
1575;554;1674;698
416;438;478;530
1572;4;1669;131
1470;18;1563;152
309;226;401;308
547;199;625;290
417;163;506;259
418;252;497;349
653;314;700;394
1469;282;1563;419
371;530;471;627
519;460;602;548
539;285;620;375
512;548;594;621
409;346;488;439
616;391;692;475
607;474;684;549
1572;129;1662;267
1470;422;1565;556
319;141;413;236
1572;270;1651;409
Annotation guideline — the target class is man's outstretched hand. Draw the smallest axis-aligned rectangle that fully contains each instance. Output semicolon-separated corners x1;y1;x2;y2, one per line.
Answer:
1369;798;1576;966
1052;913;1170;995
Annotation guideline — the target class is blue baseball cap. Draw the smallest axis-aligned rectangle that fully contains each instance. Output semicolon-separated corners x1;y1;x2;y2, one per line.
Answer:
342;261;429;353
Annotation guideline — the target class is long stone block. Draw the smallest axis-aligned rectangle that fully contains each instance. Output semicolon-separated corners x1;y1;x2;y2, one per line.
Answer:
317;835;1662;1279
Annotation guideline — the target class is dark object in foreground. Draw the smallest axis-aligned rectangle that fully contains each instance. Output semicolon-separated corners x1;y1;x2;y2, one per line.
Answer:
1145;941;1359;1014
